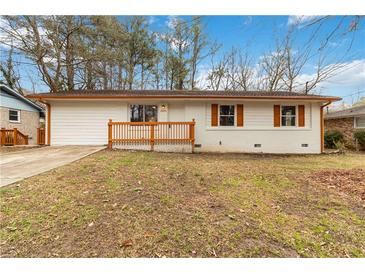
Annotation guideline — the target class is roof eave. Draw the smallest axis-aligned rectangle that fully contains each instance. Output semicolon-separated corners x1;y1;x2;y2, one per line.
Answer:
1;85;45;112
27;94;342;102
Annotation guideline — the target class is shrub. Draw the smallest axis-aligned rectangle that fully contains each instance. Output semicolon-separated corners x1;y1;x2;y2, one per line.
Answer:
354;129;365;150
324;130;344;149
334;140;345;153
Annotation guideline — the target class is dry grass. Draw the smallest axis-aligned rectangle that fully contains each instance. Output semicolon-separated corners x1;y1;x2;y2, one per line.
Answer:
1;150;364;258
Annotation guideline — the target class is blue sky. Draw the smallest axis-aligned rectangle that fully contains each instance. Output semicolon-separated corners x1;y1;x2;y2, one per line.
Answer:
1;15;365;106
143;15;365;106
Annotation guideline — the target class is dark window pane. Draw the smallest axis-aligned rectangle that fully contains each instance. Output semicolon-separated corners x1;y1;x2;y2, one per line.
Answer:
281;106;296;116
9;110;19;121
220;116;234;126
220;105;234;115
130;105;144;122
281;116;296;126
145;105;158;122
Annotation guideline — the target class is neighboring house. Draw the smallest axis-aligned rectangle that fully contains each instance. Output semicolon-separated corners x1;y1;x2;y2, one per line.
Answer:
324;105;365;147
28;90;340;154
0;85;45;145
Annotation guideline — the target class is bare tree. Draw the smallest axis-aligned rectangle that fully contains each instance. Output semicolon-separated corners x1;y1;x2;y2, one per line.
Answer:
234;52;255;91
0;45;22;91
189;16;209;90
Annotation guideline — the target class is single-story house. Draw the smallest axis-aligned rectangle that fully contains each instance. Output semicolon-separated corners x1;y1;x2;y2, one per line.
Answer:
27;90;341;154
1;85;45;145
324;105;365;147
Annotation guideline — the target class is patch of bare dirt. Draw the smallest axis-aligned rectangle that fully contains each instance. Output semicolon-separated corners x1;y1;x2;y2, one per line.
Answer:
305;169;365;200
0;146;41;154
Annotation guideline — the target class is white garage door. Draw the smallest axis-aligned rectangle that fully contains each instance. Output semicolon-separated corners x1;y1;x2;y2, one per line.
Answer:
51;101;127;145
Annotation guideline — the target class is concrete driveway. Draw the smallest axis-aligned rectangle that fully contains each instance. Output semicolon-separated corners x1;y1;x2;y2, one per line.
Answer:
0;146;105;187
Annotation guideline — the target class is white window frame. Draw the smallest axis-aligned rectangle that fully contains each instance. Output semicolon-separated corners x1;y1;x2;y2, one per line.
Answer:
218;104;236;127
354;116;365;129
280;105;297;127
129;104;158;122
9;109;21;123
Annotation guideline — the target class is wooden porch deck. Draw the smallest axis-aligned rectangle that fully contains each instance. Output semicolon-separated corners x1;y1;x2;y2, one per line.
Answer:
108;119;195;152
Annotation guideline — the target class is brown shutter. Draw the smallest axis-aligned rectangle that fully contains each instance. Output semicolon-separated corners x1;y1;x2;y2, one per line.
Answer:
298;105;305;127
211;104;218;127
273;105;281;127
237;104;244;127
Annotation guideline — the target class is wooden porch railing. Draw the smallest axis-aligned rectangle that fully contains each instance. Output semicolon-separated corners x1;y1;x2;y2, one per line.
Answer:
108;119;195;152
37;128;46;145
0;128;29;146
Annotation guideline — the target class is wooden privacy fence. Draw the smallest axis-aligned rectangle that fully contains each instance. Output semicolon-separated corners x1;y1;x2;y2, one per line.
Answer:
37;128;46;145
0;128;28;146
108;119;195;152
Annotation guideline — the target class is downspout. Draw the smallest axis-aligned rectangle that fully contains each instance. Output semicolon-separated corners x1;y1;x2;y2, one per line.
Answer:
39;98;51;146
320;101;332;153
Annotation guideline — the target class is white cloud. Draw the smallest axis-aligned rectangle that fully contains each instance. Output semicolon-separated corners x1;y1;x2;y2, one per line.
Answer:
243;16;253;26
320;59;365;87
287;16;320;27
148;16;156;25
0;17;13;49
197;58;365;104
0;16;48;50
166;15;179;29
196;66;211;89
297;59;365;106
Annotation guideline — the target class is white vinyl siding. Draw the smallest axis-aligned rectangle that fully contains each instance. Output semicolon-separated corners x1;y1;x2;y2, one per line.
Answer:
168;102;185;122
0;92;40;112
49;100;320;153
206;102;311;129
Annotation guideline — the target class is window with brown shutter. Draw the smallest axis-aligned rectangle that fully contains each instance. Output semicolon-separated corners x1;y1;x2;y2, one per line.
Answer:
273;105;281;127
237;104;244;127
211;104;218;126
298;105;305;127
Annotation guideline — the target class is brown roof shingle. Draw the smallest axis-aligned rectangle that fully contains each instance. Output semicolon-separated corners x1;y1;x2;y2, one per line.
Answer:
27;89;341;101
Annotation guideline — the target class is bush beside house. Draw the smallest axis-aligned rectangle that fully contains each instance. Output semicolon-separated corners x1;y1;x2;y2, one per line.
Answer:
354;130;365;150
324;130;344;149
324;105;365;150
324;118;355;149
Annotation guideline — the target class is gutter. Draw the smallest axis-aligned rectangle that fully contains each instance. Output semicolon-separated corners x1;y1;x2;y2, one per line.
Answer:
320;101;334;153
27;94;342;102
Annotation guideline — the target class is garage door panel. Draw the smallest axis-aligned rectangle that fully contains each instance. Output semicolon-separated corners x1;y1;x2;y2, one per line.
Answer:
51;101;126;145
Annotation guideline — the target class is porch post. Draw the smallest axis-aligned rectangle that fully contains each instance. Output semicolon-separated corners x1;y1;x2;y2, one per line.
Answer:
150;124;155;151
190;119;195;153
108;119;112;149
1;128;5;146
13;128;18;146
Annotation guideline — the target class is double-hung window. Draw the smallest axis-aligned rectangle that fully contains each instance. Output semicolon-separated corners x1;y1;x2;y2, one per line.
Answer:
281;106;296;127
355;116;365;128
130;105;158;122
9;109;20;123
219;105;235;126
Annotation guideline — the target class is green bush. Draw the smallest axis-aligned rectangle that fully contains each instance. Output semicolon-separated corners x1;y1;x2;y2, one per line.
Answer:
334;140;345;153
354;129;365;150
324;130;344;149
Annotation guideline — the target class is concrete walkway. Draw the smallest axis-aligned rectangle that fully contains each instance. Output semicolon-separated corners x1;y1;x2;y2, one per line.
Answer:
0;146;105;187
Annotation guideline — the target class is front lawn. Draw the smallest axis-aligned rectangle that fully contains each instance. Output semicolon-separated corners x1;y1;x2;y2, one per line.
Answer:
1;150;364;257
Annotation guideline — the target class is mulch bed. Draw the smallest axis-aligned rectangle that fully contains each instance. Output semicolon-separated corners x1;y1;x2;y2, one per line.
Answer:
305;169;365;200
